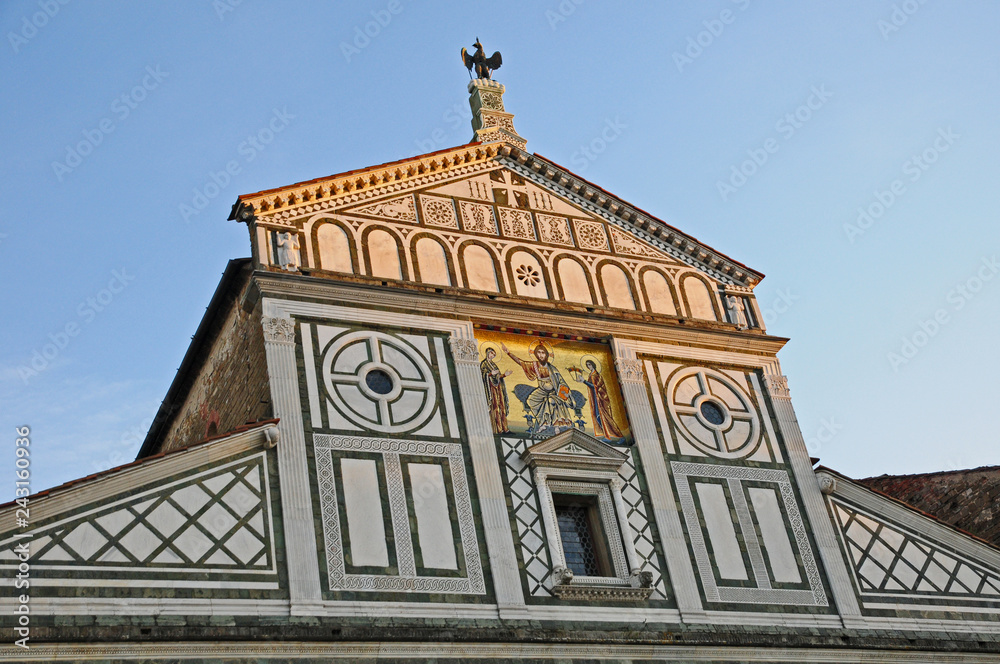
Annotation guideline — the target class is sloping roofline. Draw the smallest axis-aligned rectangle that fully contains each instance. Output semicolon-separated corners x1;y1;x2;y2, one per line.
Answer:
818;466;1000;553
135;257;254;460
228;141;764;286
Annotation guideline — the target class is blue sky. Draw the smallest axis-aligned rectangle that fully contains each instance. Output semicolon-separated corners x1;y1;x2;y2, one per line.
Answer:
2;1;998;496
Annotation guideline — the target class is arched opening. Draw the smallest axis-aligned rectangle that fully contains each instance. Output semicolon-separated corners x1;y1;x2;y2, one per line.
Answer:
682;275;718;320
509;250;548;299
367;229;403;280
462;244;499;292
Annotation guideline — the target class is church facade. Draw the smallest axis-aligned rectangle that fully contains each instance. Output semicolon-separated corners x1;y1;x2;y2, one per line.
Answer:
3;76;1000;662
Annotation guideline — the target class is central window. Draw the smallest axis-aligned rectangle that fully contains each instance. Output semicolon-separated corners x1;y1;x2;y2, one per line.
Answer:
553;495;612;577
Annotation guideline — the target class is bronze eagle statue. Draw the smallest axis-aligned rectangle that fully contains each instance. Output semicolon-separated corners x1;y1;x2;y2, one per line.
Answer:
461;39;502;80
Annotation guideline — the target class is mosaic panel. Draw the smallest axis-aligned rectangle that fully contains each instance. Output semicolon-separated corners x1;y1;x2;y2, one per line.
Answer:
476;330;631;444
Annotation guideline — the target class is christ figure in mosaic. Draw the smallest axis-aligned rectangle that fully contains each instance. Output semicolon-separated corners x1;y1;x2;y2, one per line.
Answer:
501;340;574;431
575;358;624;441
480;346;512;434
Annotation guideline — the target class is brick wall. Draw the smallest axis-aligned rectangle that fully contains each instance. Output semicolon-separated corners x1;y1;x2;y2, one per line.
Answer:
860;467;1000;547
156;272;272;453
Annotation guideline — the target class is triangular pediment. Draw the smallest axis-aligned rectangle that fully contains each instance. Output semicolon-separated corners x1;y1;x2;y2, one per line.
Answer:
521;429;628;473
234;141;761;288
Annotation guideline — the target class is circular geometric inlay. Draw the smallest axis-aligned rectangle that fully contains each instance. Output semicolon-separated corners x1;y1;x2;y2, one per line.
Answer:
664;367;761;460
365;369;395;395
322;331;438;434
700;400;726;426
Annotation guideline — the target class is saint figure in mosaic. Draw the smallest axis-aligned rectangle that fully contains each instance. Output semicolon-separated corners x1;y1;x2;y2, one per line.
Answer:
480;346;512;434
572;356;624;442
501;340;574;431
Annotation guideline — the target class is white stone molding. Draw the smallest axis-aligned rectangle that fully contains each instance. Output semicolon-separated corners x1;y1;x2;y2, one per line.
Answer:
17;641;1000;663
610;340;704;617
260;309;323;613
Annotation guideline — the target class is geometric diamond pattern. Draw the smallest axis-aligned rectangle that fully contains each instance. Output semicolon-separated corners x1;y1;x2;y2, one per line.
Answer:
0;456;272;571
833;501;1000;596
500;436;668;599
501;436;552;597
617;453;668;600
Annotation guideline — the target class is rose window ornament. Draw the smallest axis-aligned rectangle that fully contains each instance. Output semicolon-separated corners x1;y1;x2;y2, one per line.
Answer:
516;263;540;287
664;367;761;459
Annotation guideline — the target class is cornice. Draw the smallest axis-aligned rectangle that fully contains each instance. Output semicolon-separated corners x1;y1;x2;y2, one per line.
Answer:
250;272;788;357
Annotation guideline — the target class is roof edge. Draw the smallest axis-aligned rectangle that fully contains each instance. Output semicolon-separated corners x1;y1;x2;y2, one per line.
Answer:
136;258;253;460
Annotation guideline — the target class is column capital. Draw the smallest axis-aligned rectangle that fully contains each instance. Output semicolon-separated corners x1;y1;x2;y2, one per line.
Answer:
448;336;480;365
262;316;296;345
763;374;790;400
614;358;645;385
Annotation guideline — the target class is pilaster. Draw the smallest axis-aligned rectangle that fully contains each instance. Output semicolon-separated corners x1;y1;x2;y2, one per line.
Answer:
261;314;324;613
611;342;705;619
762;371;864;627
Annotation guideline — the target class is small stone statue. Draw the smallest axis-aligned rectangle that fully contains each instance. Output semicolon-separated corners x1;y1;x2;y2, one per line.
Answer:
630;569;654;589
461;38;502;80
276;232;301;272
552;565;574;586
726;294;749;330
